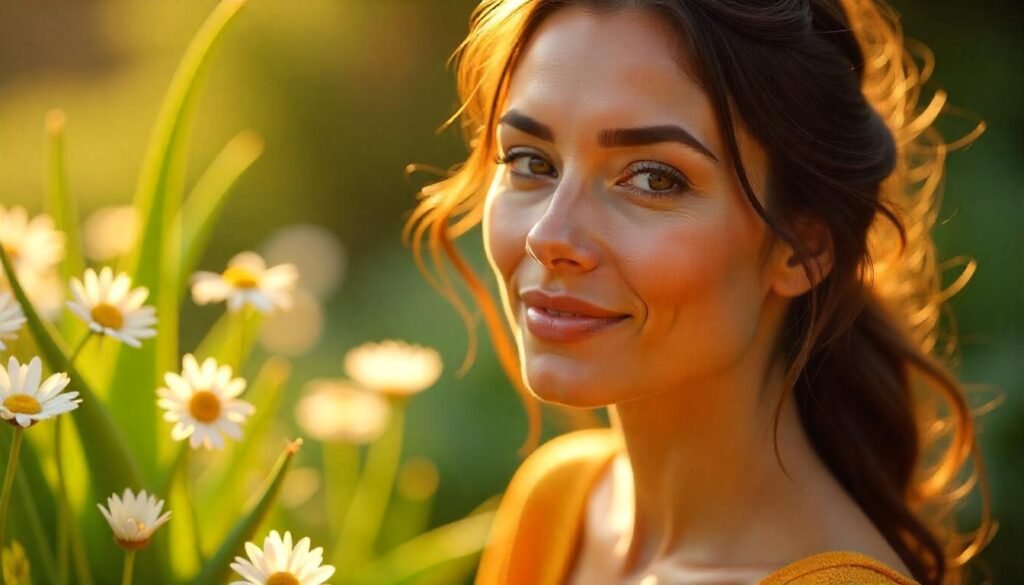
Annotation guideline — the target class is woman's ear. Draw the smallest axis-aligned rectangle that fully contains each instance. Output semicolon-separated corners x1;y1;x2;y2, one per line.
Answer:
769;219;834;298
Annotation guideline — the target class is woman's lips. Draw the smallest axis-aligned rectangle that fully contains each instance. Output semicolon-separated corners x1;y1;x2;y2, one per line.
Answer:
524;305;629;342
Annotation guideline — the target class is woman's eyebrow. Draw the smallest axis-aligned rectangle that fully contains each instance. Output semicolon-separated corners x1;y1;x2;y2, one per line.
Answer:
498;110;555;142
598;126;718;163
498;109;718;164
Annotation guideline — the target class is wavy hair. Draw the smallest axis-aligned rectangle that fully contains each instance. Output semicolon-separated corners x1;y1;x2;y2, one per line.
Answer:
402;1;995;583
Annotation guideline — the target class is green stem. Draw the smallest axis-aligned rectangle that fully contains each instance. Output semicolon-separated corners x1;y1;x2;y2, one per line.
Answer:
333;398;407;574
181;449;204;562
56;420;69;585
121;549;136;585
68;332;95;365
234;306;255;373
324;441;360;536
158;443;189;497
237;308;246;372
0;427;25;585
56;331;96;585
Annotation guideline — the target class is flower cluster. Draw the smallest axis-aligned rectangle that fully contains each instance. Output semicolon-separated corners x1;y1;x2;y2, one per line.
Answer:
0;82;456;585
0;200;449;585
0;15;457;583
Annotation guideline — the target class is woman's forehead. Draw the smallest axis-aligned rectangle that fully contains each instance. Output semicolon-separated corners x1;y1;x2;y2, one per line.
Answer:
502;6;717;148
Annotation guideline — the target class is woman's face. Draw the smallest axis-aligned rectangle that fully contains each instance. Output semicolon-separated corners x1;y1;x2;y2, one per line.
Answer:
483;7;783;408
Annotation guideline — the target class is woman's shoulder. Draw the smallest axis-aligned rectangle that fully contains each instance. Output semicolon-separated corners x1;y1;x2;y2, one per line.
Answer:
475;428;621;585
509;427;621;486
491;426;621;525
759;551;920;585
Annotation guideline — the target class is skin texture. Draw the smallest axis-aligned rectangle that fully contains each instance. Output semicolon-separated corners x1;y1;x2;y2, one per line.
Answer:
481;6;911;583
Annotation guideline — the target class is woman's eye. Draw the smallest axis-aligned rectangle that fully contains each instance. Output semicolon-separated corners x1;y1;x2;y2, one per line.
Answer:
633;172;674;191
619;163;691;198
496;150;558;180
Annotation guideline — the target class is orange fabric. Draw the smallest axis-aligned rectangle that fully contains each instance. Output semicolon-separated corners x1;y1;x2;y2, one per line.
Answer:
475;428;920;585
475;428;623;585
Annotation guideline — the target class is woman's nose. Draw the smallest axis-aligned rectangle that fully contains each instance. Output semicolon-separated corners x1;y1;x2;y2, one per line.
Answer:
524;183;599;272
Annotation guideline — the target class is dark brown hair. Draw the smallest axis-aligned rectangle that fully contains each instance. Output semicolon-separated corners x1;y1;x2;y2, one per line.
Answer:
403;1;994;583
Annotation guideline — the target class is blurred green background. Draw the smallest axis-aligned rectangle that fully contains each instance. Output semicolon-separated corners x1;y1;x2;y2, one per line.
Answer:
0;1;1020;583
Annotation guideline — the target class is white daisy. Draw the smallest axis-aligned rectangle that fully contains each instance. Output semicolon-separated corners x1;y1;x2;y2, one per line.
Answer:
229;530;335;585
66;267;157;348
156;354;255;450
0;356;80;429
96;488;171;550
190;251;298;314
0;205;65;277
294;379;390;444
0;292;26;351
343;340;442;397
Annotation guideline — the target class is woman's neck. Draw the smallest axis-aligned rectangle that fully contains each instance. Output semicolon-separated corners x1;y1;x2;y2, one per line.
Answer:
605;359;841;578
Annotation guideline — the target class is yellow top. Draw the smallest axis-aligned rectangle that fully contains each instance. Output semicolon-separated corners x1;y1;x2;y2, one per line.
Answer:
475;428;920;585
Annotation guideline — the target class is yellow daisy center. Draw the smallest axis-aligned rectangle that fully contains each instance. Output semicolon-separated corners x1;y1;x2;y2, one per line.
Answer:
266;572;301;585
91;302;124;330
223;266;260;289
3;394;41;415
188;390;222;423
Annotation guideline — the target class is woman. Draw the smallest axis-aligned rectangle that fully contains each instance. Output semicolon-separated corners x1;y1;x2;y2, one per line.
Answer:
405;0;993;583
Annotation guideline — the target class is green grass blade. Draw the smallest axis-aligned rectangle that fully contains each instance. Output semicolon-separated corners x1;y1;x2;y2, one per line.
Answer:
42;109;90;343
323;442;360;538
0;429;59;585
43;109;86;286
57;419;96;585
104;0;250;481
170;131;264;301
376;460;439;553
333;399;408;576
42;109;95;425
164;449;202;581
192;439;303;585
404;555;482;585
346;508;498;585
193;309;264;372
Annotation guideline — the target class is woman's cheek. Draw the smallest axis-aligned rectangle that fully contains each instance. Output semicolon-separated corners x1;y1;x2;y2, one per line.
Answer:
625;220;757;367
482;165;521;273
483;192;526;282
623;220;727;308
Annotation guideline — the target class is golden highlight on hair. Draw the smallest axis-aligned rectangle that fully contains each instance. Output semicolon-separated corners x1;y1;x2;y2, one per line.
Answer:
846;0;995;579
403;0;996;582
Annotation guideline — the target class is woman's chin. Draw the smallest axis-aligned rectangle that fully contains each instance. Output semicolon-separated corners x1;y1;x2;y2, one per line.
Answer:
522;360;620;408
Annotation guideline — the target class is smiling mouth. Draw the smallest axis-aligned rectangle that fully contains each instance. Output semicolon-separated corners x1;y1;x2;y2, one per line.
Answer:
523;305;629;343
540;307;594;317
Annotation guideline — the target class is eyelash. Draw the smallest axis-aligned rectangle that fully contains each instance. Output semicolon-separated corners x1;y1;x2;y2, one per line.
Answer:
494;149;692;199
